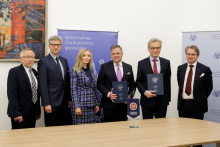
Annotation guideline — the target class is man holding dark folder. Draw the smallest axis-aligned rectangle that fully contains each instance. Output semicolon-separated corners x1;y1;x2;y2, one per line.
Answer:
136;38;171;119
97;45;136;122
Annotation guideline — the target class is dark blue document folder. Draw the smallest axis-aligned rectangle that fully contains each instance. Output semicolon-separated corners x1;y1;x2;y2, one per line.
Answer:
147;73;164;95
112;81;128;103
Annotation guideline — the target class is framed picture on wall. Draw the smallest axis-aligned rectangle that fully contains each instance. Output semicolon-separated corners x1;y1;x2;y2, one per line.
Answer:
0;0;48;61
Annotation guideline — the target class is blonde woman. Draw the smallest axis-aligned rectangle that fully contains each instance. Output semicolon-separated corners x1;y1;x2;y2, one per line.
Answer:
70;49;101;124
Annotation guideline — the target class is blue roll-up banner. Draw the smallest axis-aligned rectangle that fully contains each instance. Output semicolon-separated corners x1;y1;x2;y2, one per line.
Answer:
182;31;220;147
127;99;140;119
58;30;118;71
58;29;118;123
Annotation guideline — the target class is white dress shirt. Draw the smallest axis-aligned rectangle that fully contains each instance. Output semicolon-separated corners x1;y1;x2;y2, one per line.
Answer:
182;61;197;99
23;65;38;89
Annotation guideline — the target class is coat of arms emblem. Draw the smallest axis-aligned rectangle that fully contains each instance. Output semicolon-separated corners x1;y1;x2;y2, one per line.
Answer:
130;102;137;110
117;84;124;91
152;77;159;83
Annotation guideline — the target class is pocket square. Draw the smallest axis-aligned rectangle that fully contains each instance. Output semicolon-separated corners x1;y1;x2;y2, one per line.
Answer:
127;72;130;75
200;73;205;77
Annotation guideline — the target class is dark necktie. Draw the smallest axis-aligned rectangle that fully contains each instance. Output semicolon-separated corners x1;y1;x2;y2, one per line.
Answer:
185;65;194;96
29;69;37;104
153;59;158;74
55;57;63;78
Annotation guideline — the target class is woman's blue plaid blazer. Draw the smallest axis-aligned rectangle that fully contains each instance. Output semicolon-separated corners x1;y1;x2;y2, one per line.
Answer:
70;68;101;108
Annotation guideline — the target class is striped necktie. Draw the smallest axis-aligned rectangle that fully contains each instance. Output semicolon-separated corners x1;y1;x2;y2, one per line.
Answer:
29;69;37;104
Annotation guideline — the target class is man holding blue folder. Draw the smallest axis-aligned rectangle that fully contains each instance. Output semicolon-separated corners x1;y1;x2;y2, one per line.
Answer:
136;38;171;119
97;45;136;122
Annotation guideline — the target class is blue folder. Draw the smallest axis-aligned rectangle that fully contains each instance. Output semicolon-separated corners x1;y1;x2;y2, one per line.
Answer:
112;81;128;103
147;73;164;95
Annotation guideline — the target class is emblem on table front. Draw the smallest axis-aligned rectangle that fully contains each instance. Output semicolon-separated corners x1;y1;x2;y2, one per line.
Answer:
130;102;137;110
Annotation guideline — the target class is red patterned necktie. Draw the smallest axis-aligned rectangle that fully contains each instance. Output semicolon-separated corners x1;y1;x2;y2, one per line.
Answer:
153;59;157;74
185;65;194;96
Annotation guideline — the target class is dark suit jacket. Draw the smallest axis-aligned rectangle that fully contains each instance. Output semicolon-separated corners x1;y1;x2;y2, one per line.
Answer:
136;57;171;107
97;61;136;109
7;64;41;119
38;54;71;107
177;62;213;114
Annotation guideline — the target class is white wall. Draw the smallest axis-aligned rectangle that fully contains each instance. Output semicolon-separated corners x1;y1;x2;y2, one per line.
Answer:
1;0;220;131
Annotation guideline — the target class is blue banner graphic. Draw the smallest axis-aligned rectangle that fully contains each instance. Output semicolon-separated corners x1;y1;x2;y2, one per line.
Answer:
58;30;118;71
182;31;220;147
127;99;140;119
58;30;118;123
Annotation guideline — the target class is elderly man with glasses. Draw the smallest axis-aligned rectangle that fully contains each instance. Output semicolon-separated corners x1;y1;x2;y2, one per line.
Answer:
136;38;171;119
7;48;41;129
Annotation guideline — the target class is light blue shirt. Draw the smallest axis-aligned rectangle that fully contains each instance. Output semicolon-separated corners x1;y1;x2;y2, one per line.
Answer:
149;56;161;73
50;53;64;79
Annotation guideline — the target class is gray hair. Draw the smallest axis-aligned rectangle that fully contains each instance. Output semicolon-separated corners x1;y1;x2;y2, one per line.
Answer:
148;38;162;48
185;45;200;55
48;35;63;44
20;48;35;57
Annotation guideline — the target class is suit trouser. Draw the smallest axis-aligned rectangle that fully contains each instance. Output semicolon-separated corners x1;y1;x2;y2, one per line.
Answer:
103;103;127;122
142;98;167;119
11;102;37;130
44;98;68;127
178;100;204;119
179;100;204;147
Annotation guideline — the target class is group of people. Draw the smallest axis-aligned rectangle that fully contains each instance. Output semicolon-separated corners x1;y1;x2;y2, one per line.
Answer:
7;35;213;141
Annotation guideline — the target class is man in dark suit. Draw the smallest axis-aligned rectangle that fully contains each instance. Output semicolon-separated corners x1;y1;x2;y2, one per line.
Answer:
38;35;71;127
97;45;136;122
136;38;171;119
177;45;213;147
7;48;41;129
177;45;213;119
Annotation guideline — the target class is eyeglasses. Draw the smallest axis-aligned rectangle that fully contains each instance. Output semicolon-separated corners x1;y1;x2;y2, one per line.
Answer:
150;47;161;50
22;56;35;59
186;53;197;57
49;43;62;47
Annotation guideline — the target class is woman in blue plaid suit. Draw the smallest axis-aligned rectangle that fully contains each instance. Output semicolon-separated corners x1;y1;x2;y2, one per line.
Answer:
70;49;101;124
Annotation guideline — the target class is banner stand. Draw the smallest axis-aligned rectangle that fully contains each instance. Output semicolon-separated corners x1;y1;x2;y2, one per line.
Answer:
127;99;140;128
128;116;140;128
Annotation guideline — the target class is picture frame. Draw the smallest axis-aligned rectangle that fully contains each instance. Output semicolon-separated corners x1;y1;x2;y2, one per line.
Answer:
0;0;48;62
